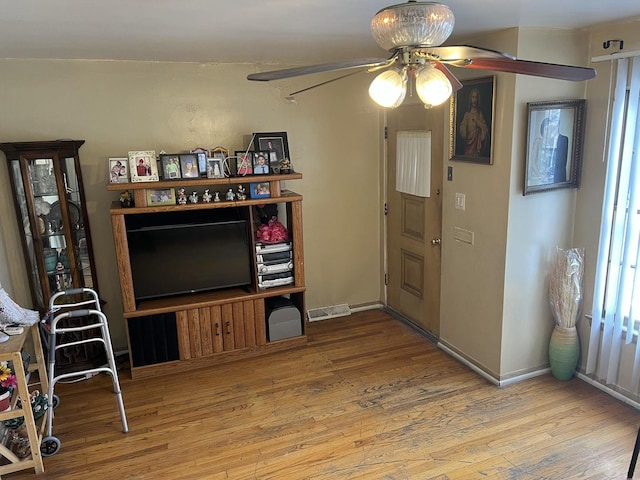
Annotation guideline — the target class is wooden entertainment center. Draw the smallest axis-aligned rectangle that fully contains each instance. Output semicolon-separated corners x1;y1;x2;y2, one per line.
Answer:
107;173;306;379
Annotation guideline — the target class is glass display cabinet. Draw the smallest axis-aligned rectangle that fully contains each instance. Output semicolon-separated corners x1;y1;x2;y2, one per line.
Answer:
0;140;99;312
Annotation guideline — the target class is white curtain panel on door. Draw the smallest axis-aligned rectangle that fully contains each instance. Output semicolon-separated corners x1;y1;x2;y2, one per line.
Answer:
396;130;431;197
586;56;640;391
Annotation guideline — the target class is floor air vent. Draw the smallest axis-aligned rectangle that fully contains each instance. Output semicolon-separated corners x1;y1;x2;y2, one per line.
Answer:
307;304;351;322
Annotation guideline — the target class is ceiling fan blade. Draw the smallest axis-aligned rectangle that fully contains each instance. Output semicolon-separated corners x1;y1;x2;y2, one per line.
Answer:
423;44;516;61
433;63;462;91
248;58;391;82
288;70;365;97
459;57;596;82
425;44;594;81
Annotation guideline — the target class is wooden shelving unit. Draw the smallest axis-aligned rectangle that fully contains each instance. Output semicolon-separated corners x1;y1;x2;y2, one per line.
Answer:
0;324;48;475
109;173;306;379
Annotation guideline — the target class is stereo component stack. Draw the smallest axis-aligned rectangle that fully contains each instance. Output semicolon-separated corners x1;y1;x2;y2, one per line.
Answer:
255;241;294;289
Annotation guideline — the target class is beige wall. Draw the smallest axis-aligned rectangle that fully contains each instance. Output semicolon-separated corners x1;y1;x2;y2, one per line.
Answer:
440;27;590;381
438;30;516;379
503;28;589;378
0;60;384;350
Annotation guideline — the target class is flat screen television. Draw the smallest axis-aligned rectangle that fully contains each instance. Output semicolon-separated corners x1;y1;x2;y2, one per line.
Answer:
125;210;253;301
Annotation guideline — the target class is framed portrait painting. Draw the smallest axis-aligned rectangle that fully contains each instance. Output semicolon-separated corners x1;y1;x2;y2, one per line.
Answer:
253;132;289;173
449;76;495;165
128;150;159;182
524;99;585;195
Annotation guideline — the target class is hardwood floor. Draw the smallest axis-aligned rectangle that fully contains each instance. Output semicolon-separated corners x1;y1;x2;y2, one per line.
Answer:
6;309;640;479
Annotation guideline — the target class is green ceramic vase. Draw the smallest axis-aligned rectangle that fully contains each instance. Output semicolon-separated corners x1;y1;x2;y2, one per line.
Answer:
549;325;580;380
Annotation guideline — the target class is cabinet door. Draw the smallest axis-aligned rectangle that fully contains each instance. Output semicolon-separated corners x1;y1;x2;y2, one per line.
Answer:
176;299;265;359
0;141;98;311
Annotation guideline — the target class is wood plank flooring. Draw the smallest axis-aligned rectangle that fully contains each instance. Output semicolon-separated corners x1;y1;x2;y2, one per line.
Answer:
6;309;640;479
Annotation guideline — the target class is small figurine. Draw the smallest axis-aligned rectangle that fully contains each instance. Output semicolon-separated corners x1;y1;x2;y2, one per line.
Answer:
119;191;133;208
214;191;221;202
188;191;198;204
202;189;212;203
236;185;246;201
279;157;292;174
177;188;187;205
226;188;235;201
55;262;67;291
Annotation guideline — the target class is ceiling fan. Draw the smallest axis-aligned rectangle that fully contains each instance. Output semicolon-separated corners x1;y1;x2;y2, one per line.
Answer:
247;1;596;108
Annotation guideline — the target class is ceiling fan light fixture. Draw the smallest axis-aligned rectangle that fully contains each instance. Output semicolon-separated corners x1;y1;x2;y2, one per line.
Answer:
369;68;408;108
415;64;452;108
370;2;455;51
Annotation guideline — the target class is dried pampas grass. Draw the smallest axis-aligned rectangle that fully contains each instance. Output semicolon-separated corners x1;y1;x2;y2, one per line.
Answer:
549;247;585;328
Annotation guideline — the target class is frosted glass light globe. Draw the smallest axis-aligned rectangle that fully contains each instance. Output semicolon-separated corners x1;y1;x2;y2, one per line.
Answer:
371;2;455;51
415;65;452;108
369;69;407;108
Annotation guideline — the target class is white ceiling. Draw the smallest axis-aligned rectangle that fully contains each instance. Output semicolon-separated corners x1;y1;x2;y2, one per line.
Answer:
1;1;639;65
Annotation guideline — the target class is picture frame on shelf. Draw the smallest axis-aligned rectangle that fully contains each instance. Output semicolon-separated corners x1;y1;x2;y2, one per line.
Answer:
252;152;270;175
449;76;495;165
128;150;159;182
211;146;229;159
159;154;182;180
253;132;289;173
250;182;270;199
109;158;129;184
207;158;225;179
196;152;208;175
179;153;200;178
211;146;229;176
146;188;176;206
235;151;253;176
191;147;209;175
524;99;585;195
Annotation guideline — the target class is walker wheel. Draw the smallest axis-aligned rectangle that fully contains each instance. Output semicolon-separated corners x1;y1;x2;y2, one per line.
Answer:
40;436;61;456
52;394;60;409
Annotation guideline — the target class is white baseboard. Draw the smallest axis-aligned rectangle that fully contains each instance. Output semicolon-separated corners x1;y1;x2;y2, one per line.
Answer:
437;342;550;387
576;372;640;410
350;303;384;313
307;302;384;321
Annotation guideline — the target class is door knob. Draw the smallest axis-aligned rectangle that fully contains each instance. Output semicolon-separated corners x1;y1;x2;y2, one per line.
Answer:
431;237;441;245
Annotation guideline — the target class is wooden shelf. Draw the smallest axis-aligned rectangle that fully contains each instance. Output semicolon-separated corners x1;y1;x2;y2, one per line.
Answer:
126;285;306;319
106;172;302;191
110;190;303;215
108;173;302;209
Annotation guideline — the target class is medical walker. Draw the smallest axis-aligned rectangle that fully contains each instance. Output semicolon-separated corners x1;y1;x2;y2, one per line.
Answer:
40;288;128;456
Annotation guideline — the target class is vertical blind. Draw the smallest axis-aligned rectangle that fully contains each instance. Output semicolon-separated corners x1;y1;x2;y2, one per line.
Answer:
586;57;640;390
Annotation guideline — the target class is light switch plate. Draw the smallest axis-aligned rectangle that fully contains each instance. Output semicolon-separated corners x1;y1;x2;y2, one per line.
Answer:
455;192;465;210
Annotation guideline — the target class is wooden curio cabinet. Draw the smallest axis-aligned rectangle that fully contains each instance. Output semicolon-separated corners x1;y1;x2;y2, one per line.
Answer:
0;140;99;312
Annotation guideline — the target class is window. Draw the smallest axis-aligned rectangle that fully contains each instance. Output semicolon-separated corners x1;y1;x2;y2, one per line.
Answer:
586;57;640;389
